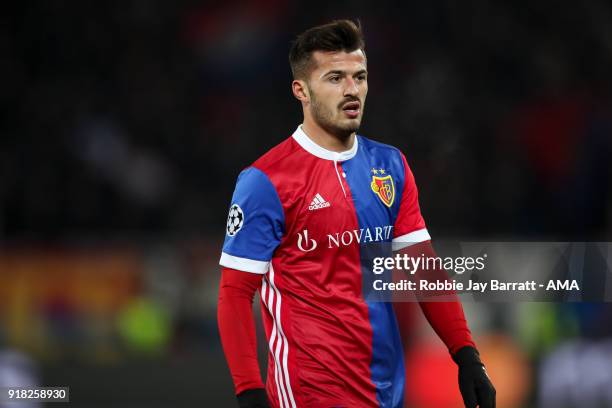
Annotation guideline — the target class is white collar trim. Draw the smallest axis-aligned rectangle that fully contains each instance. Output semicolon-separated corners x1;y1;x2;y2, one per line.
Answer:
292;125;358;161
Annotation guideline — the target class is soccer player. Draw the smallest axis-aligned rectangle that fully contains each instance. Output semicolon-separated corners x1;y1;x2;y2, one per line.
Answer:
217;20;495;408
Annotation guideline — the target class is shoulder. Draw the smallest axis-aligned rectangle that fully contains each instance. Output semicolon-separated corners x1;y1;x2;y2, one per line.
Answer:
357;135;407;171
357;135;414;185
358;135;404;159
251;136;302;174
232;135;304;197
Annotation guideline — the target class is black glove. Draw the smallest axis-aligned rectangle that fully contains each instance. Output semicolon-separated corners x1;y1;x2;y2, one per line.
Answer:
453;346;496;408
237;388;269;408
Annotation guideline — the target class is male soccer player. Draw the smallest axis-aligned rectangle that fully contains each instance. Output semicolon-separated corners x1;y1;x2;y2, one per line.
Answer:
217;20;496;408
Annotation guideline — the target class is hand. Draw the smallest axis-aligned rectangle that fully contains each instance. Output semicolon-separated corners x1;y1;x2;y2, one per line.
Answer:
453;346;496;408
237;388;270;408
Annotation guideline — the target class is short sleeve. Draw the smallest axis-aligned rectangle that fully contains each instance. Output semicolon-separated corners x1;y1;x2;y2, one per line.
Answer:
393;153;430;250
219;167;285;273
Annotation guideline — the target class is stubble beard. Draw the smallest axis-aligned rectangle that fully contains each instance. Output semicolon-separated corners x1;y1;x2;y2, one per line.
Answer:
309;89;362;140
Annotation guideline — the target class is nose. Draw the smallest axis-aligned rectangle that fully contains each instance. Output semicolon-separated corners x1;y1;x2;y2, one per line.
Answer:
343;77;358;97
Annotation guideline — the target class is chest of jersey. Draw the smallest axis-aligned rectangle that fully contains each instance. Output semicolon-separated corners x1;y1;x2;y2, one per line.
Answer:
272;153;402;285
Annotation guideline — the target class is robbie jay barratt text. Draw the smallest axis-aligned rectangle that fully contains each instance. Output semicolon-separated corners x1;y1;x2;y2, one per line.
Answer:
372;279;580;292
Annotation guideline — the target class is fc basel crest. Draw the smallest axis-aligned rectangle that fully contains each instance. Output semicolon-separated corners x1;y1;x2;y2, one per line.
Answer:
370;170;395;207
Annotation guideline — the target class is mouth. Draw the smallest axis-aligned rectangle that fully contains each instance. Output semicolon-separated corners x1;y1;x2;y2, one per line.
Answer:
341;101;361;119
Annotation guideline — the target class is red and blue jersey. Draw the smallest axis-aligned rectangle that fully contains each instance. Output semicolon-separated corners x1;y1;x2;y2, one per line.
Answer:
220;125;431;408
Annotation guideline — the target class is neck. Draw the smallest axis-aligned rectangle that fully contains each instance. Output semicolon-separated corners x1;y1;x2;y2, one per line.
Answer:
301;115;355;152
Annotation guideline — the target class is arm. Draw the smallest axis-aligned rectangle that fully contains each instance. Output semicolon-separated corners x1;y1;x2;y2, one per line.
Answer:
218;167;285;406
397;240;495;408
392;152;495;407
409;240;475;354
218;267;269;407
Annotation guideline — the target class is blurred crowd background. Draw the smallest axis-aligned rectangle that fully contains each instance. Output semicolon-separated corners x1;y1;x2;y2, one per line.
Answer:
1;1;611;407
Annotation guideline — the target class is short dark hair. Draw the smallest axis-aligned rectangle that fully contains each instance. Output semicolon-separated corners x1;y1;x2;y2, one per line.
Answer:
289;19;365;80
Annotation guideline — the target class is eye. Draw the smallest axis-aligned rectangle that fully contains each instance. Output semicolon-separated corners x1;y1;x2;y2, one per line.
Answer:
356;74;367;82
329;75;341;83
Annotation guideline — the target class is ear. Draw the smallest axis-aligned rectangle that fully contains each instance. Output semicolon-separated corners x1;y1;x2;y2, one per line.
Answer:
292;79;310;103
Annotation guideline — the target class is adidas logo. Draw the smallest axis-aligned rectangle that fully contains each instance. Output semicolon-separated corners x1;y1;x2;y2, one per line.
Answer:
308;193;331;211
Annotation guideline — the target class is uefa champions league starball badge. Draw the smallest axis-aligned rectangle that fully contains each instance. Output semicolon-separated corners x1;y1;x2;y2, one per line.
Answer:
226;204;244;236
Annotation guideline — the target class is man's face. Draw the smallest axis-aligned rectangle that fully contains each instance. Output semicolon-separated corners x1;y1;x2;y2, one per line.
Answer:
305;49;368;135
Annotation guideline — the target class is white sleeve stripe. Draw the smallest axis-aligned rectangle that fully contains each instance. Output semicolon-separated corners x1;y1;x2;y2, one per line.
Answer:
219;252;269;274
392;228;431;250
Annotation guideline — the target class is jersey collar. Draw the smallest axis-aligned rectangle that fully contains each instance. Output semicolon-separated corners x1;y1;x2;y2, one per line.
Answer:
292;125;359;162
